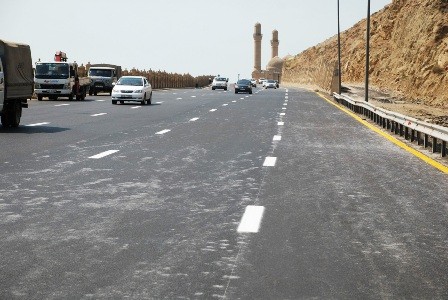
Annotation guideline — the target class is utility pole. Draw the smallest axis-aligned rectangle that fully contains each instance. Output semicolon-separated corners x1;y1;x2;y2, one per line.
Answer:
365;0;371;102
337;0;342;94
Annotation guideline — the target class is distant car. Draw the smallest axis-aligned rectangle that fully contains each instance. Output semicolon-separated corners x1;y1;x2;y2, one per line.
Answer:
250;78;257;87
212;77;228;90
235;79;253;94
265;79;277;89
111;76;152;105
259;78;266;85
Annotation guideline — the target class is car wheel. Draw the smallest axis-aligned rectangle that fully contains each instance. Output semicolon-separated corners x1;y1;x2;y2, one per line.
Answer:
148;92;152;105
212;87;215;90
37;95;43;101
141;94;146;105
112;100;117;105
89;90;93;96
249;90;252;94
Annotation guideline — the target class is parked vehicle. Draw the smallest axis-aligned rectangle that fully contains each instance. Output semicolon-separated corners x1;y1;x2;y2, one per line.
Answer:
88;64;122;96
235;79;253;94
111;76;152;105
0;40;33;127
265;79;277;89
212;77;228;90
250;78;257;87
34;51;91;101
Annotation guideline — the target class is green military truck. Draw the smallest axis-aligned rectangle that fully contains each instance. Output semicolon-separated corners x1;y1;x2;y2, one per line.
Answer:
0;40;33;127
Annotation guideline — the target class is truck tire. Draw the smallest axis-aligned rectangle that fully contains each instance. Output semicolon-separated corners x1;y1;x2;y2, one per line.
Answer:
89;89;93;96
1;101;21;127
69;93;73;101
37;95;43;101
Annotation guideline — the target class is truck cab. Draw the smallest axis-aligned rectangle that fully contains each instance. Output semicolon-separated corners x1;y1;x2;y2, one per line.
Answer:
34;60;90;101
88;66;117;96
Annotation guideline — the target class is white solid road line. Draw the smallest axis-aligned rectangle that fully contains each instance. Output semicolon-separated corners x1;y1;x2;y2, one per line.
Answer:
237;205;265;233
156;129;171;135
263;156;277;167
91;113;107;117
26;122;50;127
189;117;199;122
54;104;70;107
273;135;282;141
89;150;119;159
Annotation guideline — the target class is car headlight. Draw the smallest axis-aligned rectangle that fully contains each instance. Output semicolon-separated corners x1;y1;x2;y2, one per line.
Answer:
133;90;143;93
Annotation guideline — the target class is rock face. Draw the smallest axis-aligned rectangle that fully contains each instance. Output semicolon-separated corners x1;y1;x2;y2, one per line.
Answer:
283;0;448;107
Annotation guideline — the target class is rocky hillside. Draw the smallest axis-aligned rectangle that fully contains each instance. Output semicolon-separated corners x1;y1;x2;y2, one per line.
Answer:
283;0;448;108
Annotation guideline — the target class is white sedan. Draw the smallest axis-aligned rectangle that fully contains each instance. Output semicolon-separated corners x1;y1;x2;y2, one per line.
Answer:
111;76;152;105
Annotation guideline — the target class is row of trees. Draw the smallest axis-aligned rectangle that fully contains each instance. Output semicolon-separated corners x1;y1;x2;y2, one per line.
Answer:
78;64;213;89
122;68;213;89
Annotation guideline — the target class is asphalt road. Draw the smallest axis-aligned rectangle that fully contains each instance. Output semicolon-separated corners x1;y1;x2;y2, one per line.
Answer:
0;86;447;299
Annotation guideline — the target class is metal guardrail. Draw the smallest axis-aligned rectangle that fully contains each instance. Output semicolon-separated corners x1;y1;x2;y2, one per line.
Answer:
333;93;448;157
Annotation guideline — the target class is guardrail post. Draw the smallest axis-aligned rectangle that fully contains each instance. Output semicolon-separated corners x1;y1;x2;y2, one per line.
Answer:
417;132;422;145
442;141;447;157
410;129;415;142
405;127;409;140
424;134;429;148
399;124;404;136
432;137;438;153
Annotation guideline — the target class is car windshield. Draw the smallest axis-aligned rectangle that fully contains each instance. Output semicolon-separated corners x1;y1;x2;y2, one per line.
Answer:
89;69;113;77
267;80;275;83
237;80;251;85
117;77;143;86
35;63;70;79
215;77;226;81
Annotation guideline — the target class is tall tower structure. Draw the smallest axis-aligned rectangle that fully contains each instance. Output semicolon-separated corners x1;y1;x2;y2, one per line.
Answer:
271;29;279;58
253;23;262;72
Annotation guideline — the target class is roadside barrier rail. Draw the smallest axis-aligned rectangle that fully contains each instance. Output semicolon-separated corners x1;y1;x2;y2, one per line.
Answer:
333;93;448;157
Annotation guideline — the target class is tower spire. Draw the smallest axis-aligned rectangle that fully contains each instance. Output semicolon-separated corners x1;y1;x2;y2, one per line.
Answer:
253;23;262;72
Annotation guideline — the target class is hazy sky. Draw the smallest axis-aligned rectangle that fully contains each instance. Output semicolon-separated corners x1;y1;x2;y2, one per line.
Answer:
2;0;391;82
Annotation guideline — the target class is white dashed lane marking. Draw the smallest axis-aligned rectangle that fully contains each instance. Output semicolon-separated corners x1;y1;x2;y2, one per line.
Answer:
263;157;277;167
237;205;265;233
26;122;50;127
278;122;284;126
91;113;107;117
54;104;70;107
210;109;217;112
280;113;286;116
89;150;119;159
156;129;171;135
131;106;141;109
189;117;199;122
222;104;228;106
273;135;282;141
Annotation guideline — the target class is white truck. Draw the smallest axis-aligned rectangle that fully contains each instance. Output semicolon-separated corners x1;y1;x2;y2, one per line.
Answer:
34;52;91;101
0;40;33;127
88;64;122;96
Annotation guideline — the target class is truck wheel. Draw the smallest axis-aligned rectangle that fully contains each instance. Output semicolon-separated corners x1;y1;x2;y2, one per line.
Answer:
37;95;43;101
94;90;97;96
1;102;21;127
69;93;73;101
89;89;93;96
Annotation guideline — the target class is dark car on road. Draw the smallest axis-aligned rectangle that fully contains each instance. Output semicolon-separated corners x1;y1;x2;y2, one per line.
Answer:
235;79;253;94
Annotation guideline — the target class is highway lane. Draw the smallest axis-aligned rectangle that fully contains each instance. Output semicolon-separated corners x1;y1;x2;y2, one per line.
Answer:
0;86;447;299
